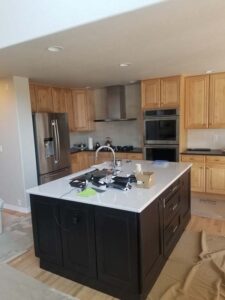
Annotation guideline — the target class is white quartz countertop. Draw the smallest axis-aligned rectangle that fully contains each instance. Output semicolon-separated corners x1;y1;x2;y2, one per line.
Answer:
27;160;191;213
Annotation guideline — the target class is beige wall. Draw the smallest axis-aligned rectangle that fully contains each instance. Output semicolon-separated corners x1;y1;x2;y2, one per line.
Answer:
0;77;37;212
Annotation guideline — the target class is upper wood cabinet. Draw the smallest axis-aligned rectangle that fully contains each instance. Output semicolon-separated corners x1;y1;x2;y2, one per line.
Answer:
29;84;37;112
29;83;95;132
52;87;67;113
185;75;209;129
72;89;95;131
141;79;160;109
161;76;181;108
141;76;181;109
35;85;53;112
185;72;225;129
209;73;225;128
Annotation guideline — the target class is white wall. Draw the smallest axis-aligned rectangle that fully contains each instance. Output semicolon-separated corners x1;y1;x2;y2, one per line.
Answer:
0;77;37;212
187;129;225;149
70;83;142;147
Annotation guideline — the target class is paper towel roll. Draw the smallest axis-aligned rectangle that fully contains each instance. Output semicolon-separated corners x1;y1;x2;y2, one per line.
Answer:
88;137;93;150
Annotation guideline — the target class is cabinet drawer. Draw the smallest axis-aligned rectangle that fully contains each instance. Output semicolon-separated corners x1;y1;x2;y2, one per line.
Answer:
164;213;181;257
181;155;205;163
161;180;180;207
163;190;181;228
206;156;225;164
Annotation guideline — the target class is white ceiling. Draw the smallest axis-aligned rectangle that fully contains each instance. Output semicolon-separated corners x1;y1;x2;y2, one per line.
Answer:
1;0;225;88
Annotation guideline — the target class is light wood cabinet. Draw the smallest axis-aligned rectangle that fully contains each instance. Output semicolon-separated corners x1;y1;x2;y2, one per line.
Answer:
181;155;205;192
209;73;225;128
141;79;160;109
185;72;225;129
206;156;225;194
160;76;180;108
185;75;209;129
181;154;225;195
141;76;181;109
72;89;95;131
29;84;37;112
64;89;74;132
35;85;53;112
52;88;67;113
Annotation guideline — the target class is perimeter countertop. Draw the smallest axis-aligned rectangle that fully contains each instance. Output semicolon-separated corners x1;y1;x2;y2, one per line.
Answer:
27;160;191;213
181;149;225;156
70;147;143;154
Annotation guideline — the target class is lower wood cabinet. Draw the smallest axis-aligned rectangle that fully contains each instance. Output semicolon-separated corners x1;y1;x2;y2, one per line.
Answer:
30;171;190;300
181;154;225;195
181;155;205;192
71;152;143;173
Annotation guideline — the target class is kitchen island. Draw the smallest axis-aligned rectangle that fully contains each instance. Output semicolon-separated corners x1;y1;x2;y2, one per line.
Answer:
27;160;191;300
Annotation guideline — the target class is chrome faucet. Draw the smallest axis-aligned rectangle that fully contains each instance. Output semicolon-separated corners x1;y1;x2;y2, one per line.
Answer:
95;145;116;170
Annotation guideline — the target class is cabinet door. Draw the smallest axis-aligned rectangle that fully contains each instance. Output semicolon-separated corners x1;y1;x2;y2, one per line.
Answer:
70;153;81;173
209;73;225;128
60;202;96;277
126;153;143;160
72;90;90;131
86;90;95;131
29;84;37;112
160;76;180;108
35;85;53;112
64;89;75;131
181;155;205;192
30;196;62;265
95;207;139;293
185;75;209;128
139;197;164;291
206;164;225;194
52;87;66;112
141;79;160;109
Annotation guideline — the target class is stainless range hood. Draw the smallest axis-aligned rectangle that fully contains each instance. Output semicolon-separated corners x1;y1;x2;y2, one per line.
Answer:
94;85;138;122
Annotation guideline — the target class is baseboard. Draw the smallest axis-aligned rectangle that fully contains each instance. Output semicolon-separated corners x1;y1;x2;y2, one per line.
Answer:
3;203;31;213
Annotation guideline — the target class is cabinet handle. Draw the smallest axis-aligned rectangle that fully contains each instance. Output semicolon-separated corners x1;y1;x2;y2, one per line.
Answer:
173;225;178;233
172;203;178;211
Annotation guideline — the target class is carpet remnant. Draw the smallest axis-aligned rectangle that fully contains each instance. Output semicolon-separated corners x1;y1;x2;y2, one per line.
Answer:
148;231;225;300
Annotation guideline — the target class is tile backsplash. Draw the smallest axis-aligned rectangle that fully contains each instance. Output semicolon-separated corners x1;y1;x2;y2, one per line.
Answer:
187;129;225;149
70;120;142;148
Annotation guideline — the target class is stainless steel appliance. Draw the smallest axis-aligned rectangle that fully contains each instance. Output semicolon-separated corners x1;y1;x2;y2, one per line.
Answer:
144;109;179;162
33;113;71;184
144;145;179;162
144;109;179;144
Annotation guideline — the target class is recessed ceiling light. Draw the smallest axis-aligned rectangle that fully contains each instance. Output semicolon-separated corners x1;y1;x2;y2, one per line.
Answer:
120;62;131;67
85;86;91;89
47;46;64;52
129;80;137;84
206;70;214;74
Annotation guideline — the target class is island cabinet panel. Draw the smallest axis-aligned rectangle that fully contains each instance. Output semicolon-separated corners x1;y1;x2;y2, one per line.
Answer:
29;169;191;300
60;202;97;278
94;207;139;294
30;196;62;266
180;170;191;227
139;197;164;295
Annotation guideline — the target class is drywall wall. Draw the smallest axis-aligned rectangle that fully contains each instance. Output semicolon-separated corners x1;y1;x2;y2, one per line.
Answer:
187;129;225;149
0;77;37;212
70;83;142;147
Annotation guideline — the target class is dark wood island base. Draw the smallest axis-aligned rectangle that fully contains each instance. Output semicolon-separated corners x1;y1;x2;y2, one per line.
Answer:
30;170;190;300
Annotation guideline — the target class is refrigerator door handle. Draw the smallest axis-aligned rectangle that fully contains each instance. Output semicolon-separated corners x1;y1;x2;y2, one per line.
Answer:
51;119;60;164
55;119;61;162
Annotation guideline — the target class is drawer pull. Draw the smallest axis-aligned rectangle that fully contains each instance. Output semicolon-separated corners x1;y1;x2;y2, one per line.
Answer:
173;225;178;233
172;203;178;211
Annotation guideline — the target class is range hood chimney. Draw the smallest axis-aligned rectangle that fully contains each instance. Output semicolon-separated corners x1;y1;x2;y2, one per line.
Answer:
94;85;137;122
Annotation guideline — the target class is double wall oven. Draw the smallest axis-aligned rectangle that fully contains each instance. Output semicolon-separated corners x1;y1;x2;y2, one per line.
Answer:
144;109;179;162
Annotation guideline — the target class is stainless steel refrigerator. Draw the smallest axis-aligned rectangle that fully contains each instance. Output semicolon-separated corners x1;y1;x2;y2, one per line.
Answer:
33;113;71;184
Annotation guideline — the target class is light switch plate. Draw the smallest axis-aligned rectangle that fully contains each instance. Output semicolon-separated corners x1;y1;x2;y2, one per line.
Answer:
0;145;3;152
